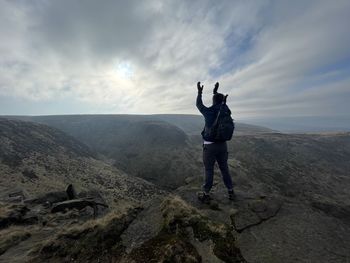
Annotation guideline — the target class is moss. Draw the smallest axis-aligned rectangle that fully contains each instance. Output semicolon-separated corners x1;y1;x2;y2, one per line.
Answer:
129;230;201;263
212;232;246;263
190;218;214;241
159;196;247;263
190;217;245;262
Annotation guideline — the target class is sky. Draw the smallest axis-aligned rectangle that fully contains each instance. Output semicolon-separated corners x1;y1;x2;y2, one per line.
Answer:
1;0;350;119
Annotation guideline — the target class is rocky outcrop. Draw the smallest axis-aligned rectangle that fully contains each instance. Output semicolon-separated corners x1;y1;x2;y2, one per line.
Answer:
128;196;247;263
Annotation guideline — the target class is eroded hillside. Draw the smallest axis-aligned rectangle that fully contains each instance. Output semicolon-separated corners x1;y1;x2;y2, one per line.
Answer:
0;118;163;204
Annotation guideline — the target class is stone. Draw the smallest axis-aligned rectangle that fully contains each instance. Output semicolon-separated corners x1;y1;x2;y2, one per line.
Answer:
51;199;108;218
66;184;77;200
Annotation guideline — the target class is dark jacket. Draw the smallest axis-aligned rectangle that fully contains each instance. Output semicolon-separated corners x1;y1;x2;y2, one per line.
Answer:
196;91;231;141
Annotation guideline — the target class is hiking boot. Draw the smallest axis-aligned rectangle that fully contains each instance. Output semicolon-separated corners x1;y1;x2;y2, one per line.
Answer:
228;189;236;200
197;191;211;204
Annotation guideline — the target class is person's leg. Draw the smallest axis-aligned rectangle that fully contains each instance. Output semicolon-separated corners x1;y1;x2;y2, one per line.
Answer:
202;144;216;194
216;142;233;190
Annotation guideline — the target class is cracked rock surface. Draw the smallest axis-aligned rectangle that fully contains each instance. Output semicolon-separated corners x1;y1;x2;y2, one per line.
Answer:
231;197;282;233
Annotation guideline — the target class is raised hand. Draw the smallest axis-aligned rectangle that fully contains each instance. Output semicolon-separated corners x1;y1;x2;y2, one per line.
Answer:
213;82;219;94
197;82;204;93
223;94;228;103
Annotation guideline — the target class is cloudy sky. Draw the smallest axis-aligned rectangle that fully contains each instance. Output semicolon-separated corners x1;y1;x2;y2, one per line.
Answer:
1;0;350;119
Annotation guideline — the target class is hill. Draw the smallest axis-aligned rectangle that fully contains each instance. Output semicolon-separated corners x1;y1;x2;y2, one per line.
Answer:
0;117;162;203
242;115;350;133
4;114;275;189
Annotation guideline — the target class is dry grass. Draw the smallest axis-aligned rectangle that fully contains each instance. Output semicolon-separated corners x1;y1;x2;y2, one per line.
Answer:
160;195;227;236
30;205;141;262
0;227;31;255
0;202;10;217
161;195;201;221
0;202;30;231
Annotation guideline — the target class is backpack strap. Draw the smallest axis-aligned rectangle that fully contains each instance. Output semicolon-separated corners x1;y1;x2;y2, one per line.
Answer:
212;94;228;128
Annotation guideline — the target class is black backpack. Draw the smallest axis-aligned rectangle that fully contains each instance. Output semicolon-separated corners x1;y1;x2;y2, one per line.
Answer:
206;96;235;142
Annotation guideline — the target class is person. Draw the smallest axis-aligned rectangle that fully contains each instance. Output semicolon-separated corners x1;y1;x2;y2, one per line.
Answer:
196;81;235;203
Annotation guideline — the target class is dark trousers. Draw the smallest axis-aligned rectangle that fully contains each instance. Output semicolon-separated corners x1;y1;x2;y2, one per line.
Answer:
202;141;233;193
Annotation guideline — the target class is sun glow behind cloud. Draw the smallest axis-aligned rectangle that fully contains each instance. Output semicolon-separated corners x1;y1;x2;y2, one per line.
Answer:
0;0;350;117
116;62;134;79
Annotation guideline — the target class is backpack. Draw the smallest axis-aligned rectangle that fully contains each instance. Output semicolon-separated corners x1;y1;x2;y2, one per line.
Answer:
206;96;235;142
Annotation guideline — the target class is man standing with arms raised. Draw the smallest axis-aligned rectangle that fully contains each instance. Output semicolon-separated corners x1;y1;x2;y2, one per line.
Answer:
196;81;235;204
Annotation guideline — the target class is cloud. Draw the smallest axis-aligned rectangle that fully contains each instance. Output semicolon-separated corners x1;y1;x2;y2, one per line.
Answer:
0;0;350;117
219;0;350;117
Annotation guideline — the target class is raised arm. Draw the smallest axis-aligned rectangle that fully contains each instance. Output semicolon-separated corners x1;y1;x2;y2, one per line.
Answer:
196;82;209;114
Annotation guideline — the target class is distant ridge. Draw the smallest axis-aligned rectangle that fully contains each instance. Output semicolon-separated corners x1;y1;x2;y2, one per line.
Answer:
3;114;277;135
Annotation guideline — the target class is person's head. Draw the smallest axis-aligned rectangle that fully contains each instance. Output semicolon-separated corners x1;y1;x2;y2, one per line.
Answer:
212;93;224;105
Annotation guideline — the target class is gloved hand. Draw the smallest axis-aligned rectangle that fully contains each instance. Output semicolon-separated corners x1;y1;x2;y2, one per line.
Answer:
213;82;219;94
197;82;204;93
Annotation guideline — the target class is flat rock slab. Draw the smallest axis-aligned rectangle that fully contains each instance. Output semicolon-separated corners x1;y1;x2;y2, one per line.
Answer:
231;197;282;233
121;197;164;253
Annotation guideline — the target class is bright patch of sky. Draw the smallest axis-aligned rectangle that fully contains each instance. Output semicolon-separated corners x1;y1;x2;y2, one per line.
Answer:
116;62;134;79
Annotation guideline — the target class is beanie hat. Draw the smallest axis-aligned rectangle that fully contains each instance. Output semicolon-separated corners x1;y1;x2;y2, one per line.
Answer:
213;93;224;105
